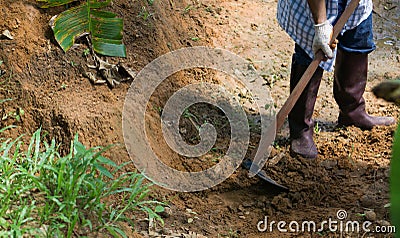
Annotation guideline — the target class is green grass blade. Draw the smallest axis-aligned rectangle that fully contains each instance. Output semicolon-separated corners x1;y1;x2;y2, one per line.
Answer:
96;155;117;167
94;163;114;179
0;125;15;133
0;98;12;104
111;227;128;238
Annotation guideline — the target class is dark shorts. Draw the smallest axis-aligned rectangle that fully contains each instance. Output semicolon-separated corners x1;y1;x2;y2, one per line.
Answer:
293;1;376;65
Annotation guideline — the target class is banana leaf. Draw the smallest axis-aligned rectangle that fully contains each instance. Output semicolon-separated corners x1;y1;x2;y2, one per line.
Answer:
46;1;126;57
38;0;112;8
37;0;77;8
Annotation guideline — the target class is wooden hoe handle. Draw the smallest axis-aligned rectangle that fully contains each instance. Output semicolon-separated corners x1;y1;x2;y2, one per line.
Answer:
275;0;361;131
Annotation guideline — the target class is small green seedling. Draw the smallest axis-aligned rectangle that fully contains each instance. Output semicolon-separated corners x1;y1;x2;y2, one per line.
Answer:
82;48;90;57
139;6;153;21
314;122;321;135
183;5;192;14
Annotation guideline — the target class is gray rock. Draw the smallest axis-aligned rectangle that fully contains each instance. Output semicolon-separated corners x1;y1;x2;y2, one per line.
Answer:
364;210;376;221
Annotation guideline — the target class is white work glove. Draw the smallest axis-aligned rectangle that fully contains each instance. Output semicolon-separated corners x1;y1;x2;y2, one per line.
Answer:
313;20;334;59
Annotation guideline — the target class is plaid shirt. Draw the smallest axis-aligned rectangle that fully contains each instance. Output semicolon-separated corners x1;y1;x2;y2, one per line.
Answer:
277;0;372;71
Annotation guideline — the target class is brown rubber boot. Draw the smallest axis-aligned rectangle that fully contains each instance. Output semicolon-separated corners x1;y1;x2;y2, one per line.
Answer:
289;58;324;159
333;49;395;129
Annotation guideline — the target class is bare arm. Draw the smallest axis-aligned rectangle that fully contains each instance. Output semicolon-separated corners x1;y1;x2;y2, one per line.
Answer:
307;0;327;24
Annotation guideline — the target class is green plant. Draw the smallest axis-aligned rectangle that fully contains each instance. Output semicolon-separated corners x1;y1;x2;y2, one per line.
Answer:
273;141;281;150
82;48;90;57
373;79;400;236
12;108;24;122
139;6;153;21
183;5;192;14
0;98;12;104
314;121;321;135
37;0;126;57
0;61;6;79
2;107;24;122
0;128;163;237
153;105;163;116
391;123;400;236
183;108;200;123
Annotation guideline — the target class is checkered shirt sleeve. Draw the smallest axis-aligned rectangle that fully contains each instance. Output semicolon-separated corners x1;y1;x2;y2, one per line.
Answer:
277;0;373;72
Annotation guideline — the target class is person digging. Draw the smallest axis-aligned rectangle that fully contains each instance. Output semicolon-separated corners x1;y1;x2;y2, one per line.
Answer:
277;0;396;159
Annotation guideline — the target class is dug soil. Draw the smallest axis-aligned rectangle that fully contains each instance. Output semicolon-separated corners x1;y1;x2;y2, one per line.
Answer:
0;0;399;237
